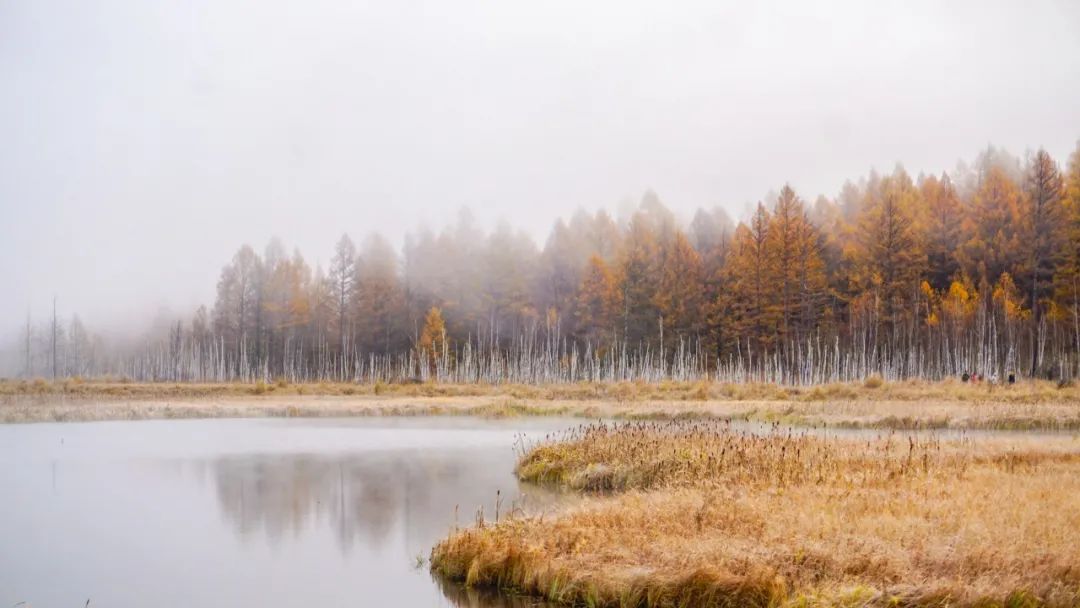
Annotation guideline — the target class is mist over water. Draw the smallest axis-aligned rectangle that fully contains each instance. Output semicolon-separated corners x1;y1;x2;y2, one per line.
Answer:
0;417;574;608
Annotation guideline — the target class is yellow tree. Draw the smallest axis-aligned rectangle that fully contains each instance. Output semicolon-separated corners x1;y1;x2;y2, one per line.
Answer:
939;278;978;355
654;230;703;349
264;249;312;338
794;211;827;337
417;307;447;371
1054;142;1080;355
958;165;1024;283
809;194;852;334
767;185;826;343
723;203;775;352
994;272;1028;373
852;170;926;341
767;185;802;341
921;173;963;291
574;254;621;346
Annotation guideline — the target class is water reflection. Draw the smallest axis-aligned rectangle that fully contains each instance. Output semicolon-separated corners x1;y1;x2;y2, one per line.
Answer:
0;418;575;608
434;573;553;607
204;449;559;554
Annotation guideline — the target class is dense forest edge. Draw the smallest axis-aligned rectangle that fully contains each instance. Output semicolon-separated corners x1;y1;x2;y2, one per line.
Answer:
10;142;1080;385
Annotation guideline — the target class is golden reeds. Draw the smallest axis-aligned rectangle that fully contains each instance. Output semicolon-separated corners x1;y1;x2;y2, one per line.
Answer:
433;422;1080;607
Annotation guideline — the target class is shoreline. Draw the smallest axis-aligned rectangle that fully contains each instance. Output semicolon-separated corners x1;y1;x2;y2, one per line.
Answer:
2;379;1079;429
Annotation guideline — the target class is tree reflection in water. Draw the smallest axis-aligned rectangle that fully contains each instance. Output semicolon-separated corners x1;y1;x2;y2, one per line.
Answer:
206;448;568;556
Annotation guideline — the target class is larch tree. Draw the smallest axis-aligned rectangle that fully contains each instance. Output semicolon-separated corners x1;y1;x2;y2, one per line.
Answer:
1022;149;1066;375
1055;142;1080;355
585;209;622;262
20;144;1080;385
538;219;586;334
765;188;827;347
853;171;925;343
689;207;733;254
808;195;850;333
417;306;448;371
959;165;1024;284
697;214;733;360
481;222;539;344
329;234;357;355
617;213;662;346
354;234;405;354
794;210;827;339
309;265;335;353
921;173;964;291
654;230;703;350
212;244;262;373
574;254;621;346
724;203;775;353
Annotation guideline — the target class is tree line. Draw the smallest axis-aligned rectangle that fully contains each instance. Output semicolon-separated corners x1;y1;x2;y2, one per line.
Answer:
15;142;1080;384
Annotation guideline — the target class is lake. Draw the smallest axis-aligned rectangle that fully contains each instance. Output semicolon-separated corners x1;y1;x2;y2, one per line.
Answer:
0;417;575;607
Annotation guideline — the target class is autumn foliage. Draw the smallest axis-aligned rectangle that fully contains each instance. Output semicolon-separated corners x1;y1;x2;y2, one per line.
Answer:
29;143;1080;383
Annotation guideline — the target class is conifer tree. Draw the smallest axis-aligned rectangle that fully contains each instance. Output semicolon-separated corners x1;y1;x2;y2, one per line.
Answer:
654;231;703;349
1023;149;1066;375
959;165;1024;283
329;234;357;354
853;171;925;343
724;203;774;352
574;254;620;346
617;213;662;345
417;307;447;372
921;173;963;291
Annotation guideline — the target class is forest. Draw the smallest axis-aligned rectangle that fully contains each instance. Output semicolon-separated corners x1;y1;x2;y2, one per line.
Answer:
16;143;1080;385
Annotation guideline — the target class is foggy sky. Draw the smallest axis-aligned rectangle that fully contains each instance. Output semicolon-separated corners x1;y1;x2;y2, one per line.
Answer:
2;0;1079;340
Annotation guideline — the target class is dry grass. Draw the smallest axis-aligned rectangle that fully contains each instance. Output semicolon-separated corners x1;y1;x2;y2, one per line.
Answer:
1;378;1078;429
3;377;1079;404
432;422;1080;607
0;394;578;424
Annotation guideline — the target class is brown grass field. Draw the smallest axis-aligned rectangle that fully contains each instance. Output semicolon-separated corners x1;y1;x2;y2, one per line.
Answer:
431;421;1080;607
1;377;1079;430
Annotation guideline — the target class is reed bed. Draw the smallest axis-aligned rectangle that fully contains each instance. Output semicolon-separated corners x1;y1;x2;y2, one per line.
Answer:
432;422;1080;607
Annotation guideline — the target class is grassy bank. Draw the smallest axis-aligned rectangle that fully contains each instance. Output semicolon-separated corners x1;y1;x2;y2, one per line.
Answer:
431;421;1080;607
2;378;1079;428
4;376;1080;404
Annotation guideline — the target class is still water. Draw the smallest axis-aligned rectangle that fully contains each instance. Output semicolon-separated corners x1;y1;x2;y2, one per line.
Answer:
0;417;576;607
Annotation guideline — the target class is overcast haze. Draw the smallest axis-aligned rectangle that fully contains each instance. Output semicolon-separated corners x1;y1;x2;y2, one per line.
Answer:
2;0;1079;339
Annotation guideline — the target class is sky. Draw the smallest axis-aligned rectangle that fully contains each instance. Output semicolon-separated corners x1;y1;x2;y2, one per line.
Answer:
1;0;1079;340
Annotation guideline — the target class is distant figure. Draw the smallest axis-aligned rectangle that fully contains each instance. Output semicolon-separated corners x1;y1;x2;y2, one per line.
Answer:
972;373;980;384
1008;373;1016;385
962;372;970;383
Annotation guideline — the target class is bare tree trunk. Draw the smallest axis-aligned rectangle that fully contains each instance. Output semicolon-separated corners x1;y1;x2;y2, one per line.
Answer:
1030;272;1040;378
51;296;58;380
24;312;31;378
